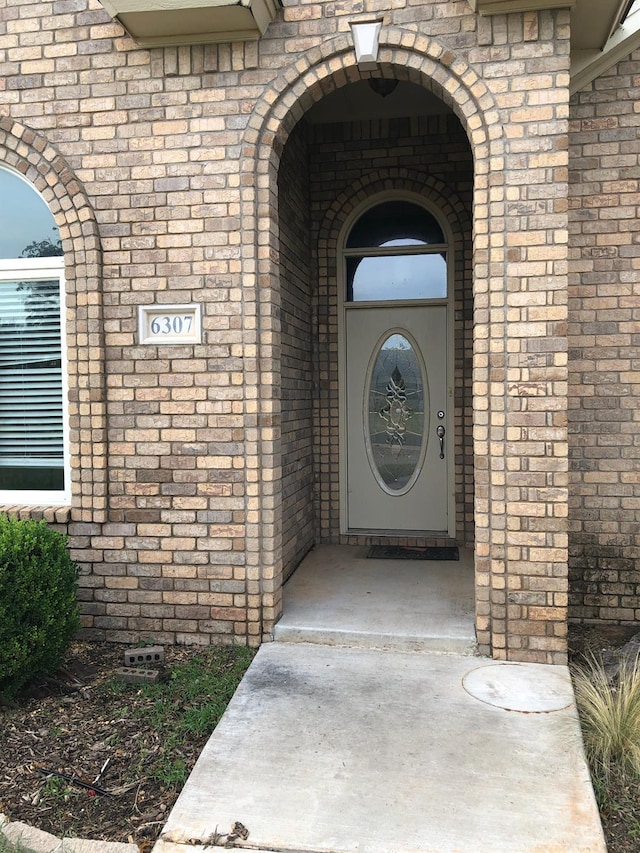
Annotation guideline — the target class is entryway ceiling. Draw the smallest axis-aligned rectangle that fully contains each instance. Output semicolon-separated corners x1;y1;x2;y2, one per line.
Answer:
304;81;451;125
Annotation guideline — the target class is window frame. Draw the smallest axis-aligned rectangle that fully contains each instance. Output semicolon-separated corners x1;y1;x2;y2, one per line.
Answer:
342;199;449;305
0;256;70;506
337;190;455;535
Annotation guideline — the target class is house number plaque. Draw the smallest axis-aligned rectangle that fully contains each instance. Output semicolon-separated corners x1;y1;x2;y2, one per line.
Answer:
138;304;201;345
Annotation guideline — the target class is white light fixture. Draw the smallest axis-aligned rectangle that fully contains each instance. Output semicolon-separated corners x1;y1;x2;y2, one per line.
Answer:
349;20;383;70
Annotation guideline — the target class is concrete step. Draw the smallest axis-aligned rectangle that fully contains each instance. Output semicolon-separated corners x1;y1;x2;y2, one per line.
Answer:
274;544;477;655
273;621;478;654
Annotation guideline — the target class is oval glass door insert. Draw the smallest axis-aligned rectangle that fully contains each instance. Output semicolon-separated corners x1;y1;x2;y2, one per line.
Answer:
365;332;428;494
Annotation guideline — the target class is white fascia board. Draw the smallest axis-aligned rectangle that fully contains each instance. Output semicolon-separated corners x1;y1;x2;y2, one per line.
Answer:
99;0;281;46
571;5;640;92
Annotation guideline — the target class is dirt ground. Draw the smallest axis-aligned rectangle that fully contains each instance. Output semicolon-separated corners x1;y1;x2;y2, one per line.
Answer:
0;642;225;851
1;630;640;852
569;623;640;853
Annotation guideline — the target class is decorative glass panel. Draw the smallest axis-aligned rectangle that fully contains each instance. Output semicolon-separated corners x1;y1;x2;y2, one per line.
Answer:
347;253;447;301
367;333;426;492
347;201;444;248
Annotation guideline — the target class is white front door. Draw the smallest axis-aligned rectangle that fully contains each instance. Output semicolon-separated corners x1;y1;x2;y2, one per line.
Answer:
345;304;449;533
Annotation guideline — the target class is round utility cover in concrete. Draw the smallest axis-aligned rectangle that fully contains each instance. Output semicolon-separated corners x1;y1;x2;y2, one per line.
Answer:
462;664;573;713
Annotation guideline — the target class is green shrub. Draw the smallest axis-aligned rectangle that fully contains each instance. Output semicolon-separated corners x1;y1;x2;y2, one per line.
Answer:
0;514;80;698
573;652;640;783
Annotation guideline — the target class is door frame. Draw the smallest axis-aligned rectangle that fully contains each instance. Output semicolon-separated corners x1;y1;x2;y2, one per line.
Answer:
337;190;456;538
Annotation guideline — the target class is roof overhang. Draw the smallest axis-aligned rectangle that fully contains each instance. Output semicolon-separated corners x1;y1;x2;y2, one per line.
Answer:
571;0;640;92
99;0;281;47
470;0;575;12
470;0;640;94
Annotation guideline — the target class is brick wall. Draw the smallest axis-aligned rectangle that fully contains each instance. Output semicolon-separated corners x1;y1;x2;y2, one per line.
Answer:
463;9;571;662
277;121;315;579
0;1;574;661
568;51;640;626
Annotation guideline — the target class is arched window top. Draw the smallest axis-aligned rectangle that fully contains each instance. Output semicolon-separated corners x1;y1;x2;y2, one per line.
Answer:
0;166;62;260
344;199;448;302
346;200;445;249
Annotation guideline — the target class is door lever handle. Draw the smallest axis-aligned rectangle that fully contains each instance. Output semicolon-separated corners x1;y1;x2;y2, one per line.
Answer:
436;424;445;459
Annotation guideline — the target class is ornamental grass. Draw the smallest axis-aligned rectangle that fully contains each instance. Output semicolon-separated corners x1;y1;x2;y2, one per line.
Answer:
573;652;640;783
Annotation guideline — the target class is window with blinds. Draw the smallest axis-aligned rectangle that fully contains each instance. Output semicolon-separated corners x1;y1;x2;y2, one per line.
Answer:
0;164;69;504
0;271;65;493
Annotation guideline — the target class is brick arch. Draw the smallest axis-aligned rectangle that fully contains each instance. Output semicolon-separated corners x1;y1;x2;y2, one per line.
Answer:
238;31;500;642
317;171;472;251
0;117;106;523
241;28;501;166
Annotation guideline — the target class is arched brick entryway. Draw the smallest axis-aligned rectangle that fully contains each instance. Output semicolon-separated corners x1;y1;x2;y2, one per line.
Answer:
240;22;571;664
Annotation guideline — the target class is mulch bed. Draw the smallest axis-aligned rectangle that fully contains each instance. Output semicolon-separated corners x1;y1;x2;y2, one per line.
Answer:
0;642;215;851
1;630;640;852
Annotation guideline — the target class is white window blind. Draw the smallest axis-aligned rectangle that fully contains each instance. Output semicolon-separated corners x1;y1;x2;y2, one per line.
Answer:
0;267;66;497
0;164;68;503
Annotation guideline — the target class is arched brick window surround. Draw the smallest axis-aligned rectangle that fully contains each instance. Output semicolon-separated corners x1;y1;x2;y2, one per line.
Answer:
0;117;106;523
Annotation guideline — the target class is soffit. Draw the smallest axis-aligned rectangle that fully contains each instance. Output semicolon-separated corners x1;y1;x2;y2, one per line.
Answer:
571;0;629;49
99;0;281;47
571;0;640;91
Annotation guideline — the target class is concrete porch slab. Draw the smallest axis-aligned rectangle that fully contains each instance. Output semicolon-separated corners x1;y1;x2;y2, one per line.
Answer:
154;642;605;853
273;545;476;654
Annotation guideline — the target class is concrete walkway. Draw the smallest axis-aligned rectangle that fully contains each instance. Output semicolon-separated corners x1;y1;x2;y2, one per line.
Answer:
153;642;606;853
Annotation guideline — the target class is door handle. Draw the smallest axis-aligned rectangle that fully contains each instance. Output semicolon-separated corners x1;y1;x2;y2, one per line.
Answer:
436;424;445;459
